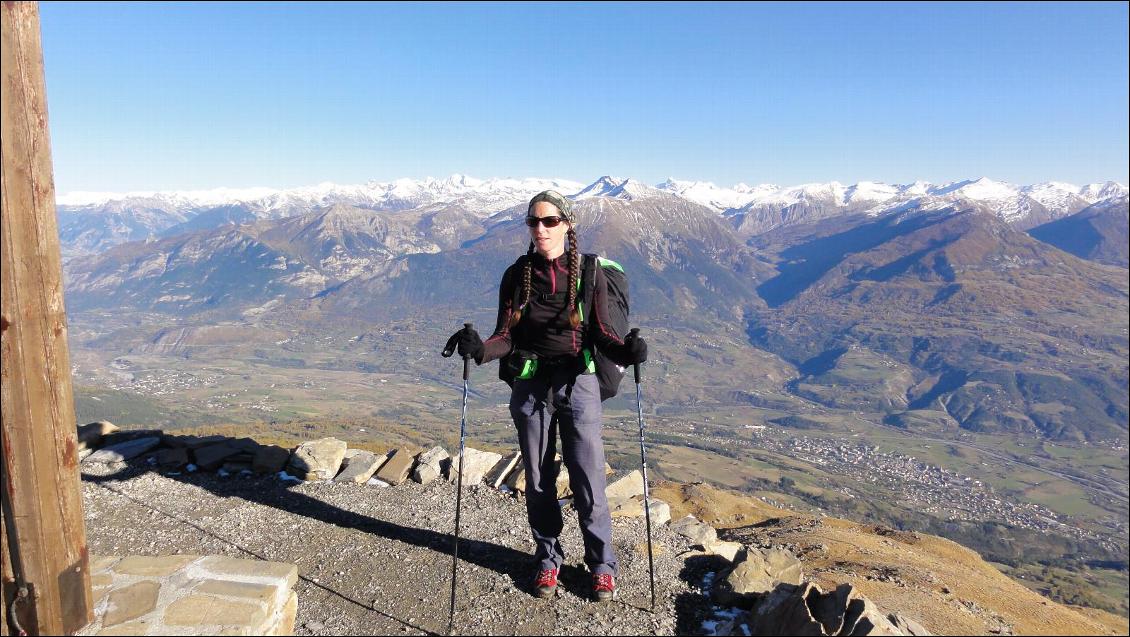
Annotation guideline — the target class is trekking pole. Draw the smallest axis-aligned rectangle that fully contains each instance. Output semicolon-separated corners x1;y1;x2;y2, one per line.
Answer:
441;322;473;636
631;328;657;611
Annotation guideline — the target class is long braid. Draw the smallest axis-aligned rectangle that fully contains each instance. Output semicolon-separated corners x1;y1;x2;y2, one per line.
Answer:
509;241;535;329
567;229;581;328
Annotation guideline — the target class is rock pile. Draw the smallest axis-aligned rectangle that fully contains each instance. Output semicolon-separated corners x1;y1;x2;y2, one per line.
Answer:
76;423;671;529
664;513;932;636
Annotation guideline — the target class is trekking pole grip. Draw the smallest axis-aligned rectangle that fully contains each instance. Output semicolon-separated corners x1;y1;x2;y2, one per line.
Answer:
462;322;473;381
630;328;641;384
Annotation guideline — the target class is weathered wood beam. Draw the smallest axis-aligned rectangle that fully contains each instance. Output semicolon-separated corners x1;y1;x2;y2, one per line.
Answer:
2;2;93;634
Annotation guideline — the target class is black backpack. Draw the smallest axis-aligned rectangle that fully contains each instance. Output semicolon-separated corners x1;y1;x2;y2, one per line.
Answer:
498;253;631;402
582;254;630;401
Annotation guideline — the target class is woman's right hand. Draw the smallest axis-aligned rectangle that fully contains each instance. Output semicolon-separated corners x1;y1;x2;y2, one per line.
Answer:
442;326;484;362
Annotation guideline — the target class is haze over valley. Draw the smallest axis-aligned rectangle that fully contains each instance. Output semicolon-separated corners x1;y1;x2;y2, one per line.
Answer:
59;174;1130;617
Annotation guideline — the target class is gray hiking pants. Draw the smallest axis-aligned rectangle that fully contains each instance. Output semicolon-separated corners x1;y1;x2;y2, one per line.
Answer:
510;369;618;576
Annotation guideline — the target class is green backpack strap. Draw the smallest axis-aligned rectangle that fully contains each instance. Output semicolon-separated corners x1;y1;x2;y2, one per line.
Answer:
579;254;599;373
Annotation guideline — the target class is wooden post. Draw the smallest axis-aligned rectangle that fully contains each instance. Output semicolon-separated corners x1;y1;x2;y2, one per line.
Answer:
1;2;94;635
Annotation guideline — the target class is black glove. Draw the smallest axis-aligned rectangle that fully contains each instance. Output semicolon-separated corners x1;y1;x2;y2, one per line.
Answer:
442;326;484;363
620;330;647;365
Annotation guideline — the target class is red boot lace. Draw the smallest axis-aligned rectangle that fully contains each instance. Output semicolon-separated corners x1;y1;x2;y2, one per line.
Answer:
536;568;559;588
593;573;615;592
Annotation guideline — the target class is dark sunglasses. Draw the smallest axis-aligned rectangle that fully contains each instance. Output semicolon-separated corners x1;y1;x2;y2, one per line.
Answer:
525;215;567;228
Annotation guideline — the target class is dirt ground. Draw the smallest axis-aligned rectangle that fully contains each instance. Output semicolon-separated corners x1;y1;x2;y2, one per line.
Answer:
80;464;1129;636
80;463;710;636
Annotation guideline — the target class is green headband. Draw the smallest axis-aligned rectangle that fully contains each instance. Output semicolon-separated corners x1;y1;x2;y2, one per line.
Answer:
527;190;576;226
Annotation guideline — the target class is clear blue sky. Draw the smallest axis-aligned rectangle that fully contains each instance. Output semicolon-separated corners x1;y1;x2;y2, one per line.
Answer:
39;2;1129;192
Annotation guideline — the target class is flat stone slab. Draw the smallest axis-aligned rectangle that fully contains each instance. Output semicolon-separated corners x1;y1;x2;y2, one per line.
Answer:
671;514;717;548
447;448;503;486
375;448;415;485
156;448;189;470
334;451;383;483
193;443;241;471
609;496;671;525
191;555;298;590
484;451;521;488
196;579;277;604
80;554;299;637
605;470;645;500
114;555;199;577
252;445;292;474
708;540;744;562
100;429;164;448
163;434;229;450
84;437;162;464
103;581;160;628
288;437;348;481
164;594;268;628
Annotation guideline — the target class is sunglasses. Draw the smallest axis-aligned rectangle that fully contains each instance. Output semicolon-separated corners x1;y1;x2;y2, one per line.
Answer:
525;215;568;228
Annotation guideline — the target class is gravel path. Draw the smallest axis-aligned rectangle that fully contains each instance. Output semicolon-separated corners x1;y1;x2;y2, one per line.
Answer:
81;463;715;635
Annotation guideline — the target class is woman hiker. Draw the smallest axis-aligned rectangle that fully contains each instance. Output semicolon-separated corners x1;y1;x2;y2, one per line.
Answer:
446;190;647;602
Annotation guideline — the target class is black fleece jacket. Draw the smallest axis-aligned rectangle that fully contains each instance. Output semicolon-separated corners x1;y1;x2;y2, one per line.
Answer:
480;252;626;365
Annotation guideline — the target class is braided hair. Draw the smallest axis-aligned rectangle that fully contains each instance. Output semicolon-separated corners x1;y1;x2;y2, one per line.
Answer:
566;229;581;328
508;241;536;329
508;231;582;330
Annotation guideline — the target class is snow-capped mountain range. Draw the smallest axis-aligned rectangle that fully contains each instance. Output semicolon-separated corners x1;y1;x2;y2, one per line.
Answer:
56;175;1127;256
658;177;1127;220
60;174;1127;216
57;175;586;216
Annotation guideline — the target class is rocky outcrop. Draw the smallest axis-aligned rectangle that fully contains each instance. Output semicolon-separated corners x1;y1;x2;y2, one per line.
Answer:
714;546;804;606
746;582;910;636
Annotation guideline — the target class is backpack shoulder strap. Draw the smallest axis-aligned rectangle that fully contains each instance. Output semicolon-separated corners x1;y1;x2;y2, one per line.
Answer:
510;254;529;311
595;256;624;273
581;253;598;329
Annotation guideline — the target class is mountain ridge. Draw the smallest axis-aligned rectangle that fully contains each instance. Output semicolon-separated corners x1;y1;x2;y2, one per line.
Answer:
57;175;1128;256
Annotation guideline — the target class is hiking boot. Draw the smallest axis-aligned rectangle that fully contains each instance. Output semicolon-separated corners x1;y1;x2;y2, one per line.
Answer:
533;567;559;598
592;573;616;602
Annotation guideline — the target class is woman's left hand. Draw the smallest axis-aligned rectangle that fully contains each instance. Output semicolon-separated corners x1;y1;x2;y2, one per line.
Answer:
621;331;648;364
